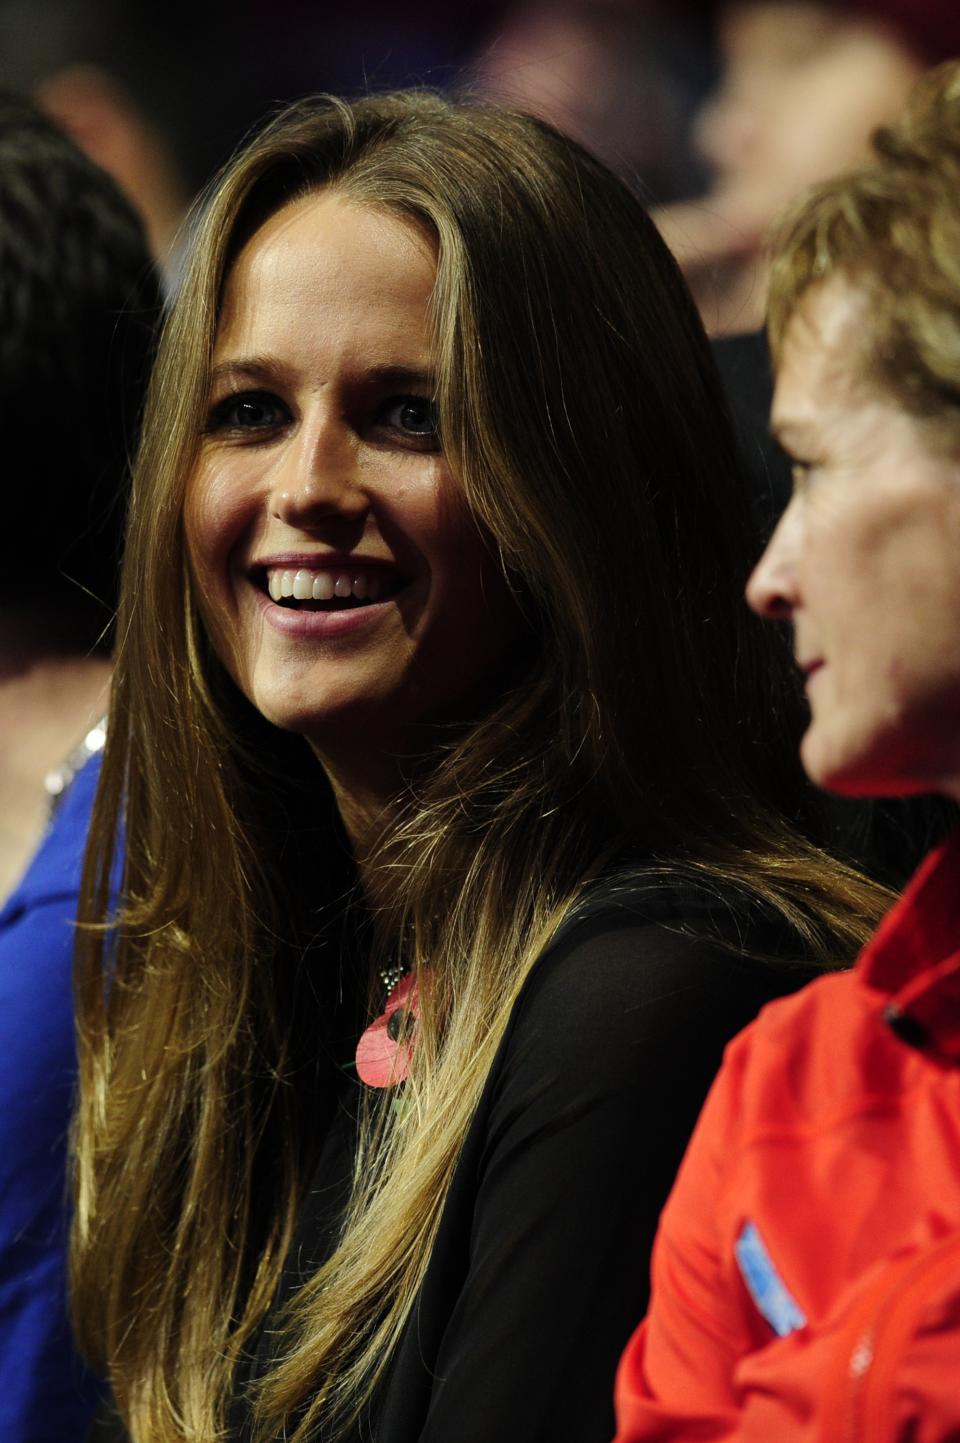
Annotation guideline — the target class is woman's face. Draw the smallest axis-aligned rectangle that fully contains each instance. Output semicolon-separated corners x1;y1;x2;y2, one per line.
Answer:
699;4;918;221
747;279;960;798
185;192;520;761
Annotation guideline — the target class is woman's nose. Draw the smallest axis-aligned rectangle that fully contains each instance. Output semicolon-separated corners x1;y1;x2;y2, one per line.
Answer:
746;502;801;620
270;415;367;528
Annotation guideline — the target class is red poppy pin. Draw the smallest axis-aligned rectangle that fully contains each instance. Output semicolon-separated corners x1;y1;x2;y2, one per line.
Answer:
355;973;421;1088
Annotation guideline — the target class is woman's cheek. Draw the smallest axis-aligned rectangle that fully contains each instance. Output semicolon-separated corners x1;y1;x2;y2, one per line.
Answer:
185;458;243;575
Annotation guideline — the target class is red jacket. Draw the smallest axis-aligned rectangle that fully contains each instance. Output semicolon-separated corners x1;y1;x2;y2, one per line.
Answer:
614;833;960;1443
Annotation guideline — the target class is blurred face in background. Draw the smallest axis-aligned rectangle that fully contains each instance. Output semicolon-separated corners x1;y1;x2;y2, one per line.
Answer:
747;279;960;799
699;3;919;209
661;2;921;333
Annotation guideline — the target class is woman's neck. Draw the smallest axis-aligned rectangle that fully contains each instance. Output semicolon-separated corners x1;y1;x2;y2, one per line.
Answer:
0;608;112;902
314;748;399;864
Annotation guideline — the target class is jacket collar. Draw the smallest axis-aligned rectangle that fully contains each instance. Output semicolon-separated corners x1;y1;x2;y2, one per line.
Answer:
860;829;960;1063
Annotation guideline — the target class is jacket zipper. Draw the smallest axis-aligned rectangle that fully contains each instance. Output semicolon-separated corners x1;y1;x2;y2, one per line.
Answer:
828;1231;960;1443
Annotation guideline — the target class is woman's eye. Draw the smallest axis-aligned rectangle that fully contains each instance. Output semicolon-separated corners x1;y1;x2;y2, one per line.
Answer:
790;459;822;494
208;391;288;434
379;396;440;446
774;438;821;495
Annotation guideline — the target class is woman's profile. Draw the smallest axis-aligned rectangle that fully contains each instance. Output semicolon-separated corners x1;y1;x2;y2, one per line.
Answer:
75;92;887;1443
615;59;960;1443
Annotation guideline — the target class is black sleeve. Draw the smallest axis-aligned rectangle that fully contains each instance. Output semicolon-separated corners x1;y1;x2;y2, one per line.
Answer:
378;916;814;1443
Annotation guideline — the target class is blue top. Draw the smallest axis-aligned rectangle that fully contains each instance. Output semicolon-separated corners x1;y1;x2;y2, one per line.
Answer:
0;754;105;1442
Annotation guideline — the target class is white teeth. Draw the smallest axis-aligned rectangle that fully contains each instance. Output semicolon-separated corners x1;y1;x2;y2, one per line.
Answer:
265;565;392;604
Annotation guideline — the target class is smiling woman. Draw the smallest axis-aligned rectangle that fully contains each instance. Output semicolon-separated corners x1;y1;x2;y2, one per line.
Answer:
73;92;890;1443
186;193;520;808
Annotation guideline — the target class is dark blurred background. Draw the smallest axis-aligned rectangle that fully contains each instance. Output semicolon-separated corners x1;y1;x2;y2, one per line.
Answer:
0;1;713;283
1;0;958;327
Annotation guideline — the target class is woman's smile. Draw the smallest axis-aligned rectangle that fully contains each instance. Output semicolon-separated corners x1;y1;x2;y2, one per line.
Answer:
253;573;400;638
243;554;411;640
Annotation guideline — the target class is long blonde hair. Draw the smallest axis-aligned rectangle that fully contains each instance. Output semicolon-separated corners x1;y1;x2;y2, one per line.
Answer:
73;91;890;1442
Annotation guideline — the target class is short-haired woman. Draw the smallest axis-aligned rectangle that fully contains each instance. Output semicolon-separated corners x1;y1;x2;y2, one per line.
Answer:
615;60;960;1443
74;93;885;1443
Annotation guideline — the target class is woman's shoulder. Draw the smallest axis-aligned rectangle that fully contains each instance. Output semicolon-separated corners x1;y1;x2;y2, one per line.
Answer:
493;873;821;1100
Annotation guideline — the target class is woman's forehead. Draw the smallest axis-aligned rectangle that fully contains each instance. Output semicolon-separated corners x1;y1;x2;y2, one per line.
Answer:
224;194;434;306
772;279;873;433
212;193;439;373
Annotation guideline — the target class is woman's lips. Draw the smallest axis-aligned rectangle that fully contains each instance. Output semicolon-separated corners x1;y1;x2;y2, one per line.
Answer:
243;561;406;639
250;581;398;638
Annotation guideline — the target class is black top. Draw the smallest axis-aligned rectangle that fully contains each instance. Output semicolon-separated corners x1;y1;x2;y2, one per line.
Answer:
90;889;817;1443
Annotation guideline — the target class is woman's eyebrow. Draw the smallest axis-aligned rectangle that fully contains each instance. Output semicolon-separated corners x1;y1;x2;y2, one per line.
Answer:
362;364;437;391
209;356;283;388
208;359;437;390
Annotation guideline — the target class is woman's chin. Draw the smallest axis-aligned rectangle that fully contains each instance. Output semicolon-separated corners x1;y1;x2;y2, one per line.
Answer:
800;719;945;800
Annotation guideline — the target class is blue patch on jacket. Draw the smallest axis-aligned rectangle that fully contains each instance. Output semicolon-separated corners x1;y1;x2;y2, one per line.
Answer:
734;1221;807;1338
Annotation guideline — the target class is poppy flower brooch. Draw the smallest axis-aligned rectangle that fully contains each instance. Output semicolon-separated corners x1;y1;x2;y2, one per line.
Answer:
355;972;422;1088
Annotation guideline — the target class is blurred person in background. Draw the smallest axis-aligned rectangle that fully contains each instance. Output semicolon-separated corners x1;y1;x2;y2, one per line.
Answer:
37;63;188;266
0;0;716;268
0;0;195;268
615;61;960;1442
658;0;960;334
472;0;714;205
0;92;159;1442
0;0;501;270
